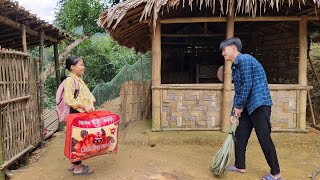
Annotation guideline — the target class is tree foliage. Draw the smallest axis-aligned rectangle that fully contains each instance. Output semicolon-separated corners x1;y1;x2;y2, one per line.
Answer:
55;0;108;35
44;0;151;109
44;34;150;108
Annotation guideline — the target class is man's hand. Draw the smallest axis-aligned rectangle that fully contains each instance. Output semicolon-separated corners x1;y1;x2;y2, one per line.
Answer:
233;107;243;119
230;116;239;126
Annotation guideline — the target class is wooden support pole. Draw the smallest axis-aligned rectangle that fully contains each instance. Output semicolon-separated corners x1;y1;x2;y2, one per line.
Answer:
21;25;27;52
53;44;60;88
53;43;63;130
222;0;234;133
298;16;308;130
39;30;45;144
151;21;162;131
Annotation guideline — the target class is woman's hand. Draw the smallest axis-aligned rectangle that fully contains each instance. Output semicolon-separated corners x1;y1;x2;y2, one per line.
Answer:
83;104;94;113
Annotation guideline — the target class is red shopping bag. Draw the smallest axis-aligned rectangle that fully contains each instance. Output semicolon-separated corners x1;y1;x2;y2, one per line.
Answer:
64;110;120;162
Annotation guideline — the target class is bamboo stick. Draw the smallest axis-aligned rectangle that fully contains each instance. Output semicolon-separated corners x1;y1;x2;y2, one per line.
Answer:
298;16;308;130
153;84;311;90
0;96;30;105
39;31;45;144
53;44;60;88
0;50;29;56
158;16;320;24
222;2;234;133
0;145;33;169
21;25;27;53
151;21;162;131
161;127;221;131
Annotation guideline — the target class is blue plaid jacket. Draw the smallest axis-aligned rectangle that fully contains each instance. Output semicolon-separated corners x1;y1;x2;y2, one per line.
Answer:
231;53;272;115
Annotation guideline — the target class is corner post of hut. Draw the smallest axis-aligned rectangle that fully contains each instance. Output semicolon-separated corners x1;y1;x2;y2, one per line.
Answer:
222;1;235;132
298;15;308;130
151;21;162;131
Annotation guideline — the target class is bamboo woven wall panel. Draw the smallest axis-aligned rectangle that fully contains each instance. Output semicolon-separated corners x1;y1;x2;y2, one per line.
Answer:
0;50;40;161
161;89;223;129
160;88;298;130
120;81;151;123
270;90;297;129
253;32;299;84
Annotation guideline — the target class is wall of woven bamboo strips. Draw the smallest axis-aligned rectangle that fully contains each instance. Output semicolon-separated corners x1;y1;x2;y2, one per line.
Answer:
250;30;299;84
0;49;40;161
119;81;151;123
159;84;300;130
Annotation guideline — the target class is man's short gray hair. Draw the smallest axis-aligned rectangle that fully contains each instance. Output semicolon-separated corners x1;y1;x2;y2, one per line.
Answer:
219;37;242;52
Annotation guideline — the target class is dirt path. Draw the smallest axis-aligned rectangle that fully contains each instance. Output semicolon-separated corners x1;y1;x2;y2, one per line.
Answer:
10;120;320;180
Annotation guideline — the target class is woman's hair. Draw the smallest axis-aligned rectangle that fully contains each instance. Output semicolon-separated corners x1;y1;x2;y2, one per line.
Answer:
60;56;82;82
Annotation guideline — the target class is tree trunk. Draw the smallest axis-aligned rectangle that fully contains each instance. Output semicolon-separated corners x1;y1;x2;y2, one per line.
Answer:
45;35;90;79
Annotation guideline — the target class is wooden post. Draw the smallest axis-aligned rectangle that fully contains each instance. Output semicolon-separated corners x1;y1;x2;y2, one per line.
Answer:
22;25;27;52
151;21;162;131
53;44;60;88
222;0;235;132
298;16;308;130
39;30;45;145
54;44;64;131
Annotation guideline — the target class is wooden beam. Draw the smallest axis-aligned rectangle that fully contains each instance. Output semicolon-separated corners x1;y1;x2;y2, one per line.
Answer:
157;16;320;24
53;44;60;88
162;33;225;37
0;145;34;170
298;15;308;130
151;21;162;132
21;25;27;52
0;95;30;105
222;0;235;133
39;30;45;145
0;50;29;56
0;15;58;43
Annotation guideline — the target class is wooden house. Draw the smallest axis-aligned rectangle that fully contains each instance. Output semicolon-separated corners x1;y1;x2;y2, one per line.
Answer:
98;0;320;132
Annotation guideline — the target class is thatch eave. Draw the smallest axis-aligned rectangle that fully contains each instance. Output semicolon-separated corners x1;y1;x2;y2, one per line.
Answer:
98;0;320;52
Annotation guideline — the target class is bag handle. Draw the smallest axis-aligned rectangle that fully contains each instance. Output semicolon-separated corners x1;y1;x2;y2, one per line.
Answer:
82;111;99;119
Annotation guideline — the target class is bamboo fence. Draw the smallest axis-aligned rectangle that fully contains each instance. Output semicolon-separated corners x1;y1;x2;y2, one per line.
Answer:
119;81;151;123
0;48;40;165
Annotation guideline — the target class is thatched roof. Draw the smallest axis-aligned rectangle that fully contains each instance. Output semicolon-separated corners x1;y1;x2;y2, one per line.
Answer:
0;0;69;50
98;0;320;52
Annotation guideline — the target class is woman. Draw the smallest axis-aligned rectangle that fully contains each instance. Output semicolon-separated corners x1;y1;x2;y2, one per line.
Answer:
61;55;95;176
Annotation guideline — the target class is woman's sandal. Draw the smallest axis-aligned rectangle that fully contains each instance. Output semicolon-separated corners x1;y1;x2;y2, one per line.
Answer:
226;166;246;173
72;166;94;176
261;174;282;180
67;164;88;172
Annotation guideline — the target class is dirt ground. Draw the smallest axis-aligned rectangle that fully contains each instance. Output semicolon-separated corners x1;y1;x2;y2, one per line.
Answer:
9;119;320;180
